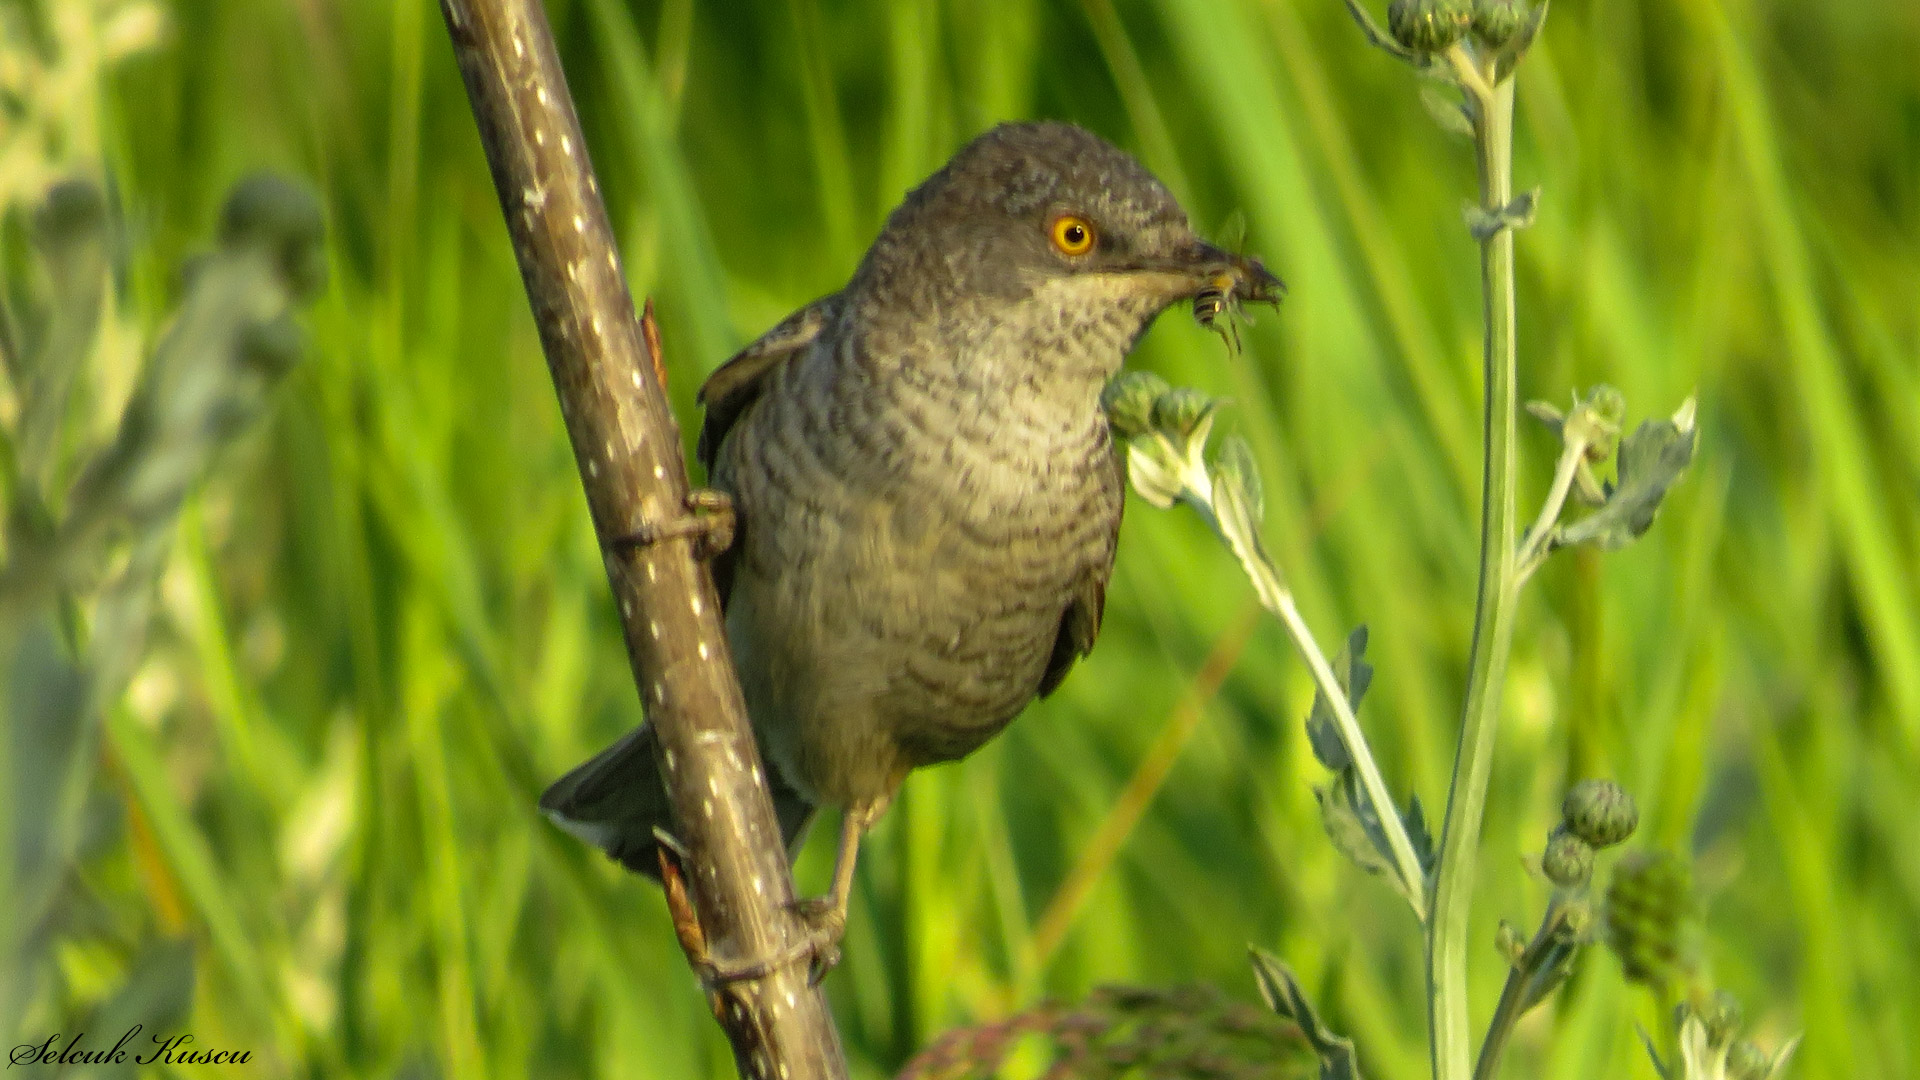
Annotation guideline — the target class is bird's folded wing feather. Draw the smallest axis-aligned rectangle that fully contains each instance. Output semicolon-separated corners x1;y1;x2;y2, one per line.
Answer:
696;292;841;472
695;292;841;606
1036;439;1126;698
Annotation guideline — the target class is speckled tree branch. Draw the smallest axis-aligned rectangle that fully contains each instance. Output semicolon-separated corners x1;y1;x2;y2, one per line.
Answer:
435;2;848;1077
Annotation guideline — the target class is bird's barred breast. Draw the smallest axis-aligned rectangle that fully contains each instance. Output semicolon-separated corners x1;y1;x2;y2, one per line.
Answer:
714;344;1120;806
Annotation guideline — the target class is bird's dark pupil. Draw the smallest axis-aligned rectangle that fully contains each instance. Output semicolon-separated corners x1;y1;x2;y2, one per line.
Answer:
1066;224;1085;244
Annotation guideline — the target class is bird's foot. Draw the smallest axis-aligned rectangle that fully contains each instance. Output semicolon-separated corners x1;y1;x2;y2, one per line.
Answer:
675;897;845;988
790;895;850;986
612;489;735;561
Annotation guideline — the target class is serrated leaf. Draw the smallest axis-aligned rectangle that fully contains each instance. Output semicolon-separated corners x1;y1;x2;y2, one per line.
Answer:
1305;627;1372;771
1558;409;1698;550
1316;782;1398;883
1318;768;1427;908
1250;950;1363;1080
1405;793;1436;874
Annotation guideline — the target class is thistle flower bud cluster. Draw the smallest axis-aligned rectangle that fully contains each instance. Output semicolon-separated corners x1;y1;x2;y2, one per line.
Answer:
1604;850;1698;988
1539;779;1637;889
1658;990;1798;1080
1387;0;1530;53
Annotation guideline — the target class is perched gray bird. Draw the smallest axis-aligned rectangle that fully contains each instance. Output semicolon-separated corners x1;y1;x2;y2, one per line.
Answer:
541;120;1281;967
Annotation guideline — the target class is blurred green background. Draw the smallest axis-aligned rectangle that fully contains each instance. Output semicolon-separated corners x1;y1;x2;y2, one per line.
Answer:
3;0;1916;1077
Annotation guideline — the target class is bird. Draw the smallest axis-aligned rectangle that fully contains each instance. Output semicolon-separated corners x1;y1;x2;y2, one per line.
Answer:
539;119;1282;973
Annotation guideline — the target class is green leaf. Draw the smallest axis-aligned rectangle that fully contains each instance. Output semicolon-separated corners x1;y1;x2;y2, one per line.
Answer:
1316;779;1400;884
1405;792;1437;874
1208;434;1267;560
1250;949;1363;1080
1318;770;1429;909
1420;84;1474;139
1211;435;1264;526
1124;437;1187;511
1637;1024;1674;1080
1558;399;1698;551
1305;626;1372;771
1465;187;1540;240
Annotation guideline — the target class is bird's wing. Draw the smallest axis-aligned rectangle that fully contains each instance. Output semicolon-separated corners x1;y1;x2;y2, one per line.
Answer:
1036;436;1126;698
696;292;841;473
697;292;840;608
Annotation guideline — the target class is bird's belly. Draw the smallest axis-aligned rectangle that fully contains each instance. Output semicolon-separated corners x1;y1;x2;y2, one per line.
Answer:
720;425;1110;807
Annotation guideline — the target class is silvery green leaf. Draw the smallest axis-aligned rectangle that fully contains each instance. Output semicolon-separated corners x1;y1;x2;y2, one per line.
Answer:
1305;627;1373;771
1208;435;1266;557
1250;949;1363;1080
1420;84;1474;139
1125;438;1186;510
1318;772;1426;910
1526;399;1566;438
1558;402;1698;550
1211;436;1264;525
1317;781;1397;884
1102;370;1170;439
1678;1014;1728;1080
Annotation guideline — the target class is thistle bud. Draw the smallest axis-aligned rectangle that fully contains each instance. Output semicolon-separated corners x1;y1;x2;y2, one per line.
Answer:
1151;386;1218;444
1727;1040;1773;1080
1495;920;1527;965
1388;0;1472;53
1471;0;1526;48
1102;371;1170;440
1702;990;1744;1049
1604;850;1698;988
1542;825;1595;888
1563;779;1639;848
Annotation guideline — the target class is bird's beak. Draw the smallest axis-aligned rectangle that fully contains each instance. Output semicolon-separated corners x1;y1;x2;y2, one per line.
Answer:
1180;240;1286;305
1120;238;1286;306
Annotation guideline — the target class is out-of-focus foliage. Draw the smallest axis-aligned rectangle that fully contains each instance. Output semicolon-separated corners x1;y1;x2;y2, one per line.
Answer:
2;0;1914;1077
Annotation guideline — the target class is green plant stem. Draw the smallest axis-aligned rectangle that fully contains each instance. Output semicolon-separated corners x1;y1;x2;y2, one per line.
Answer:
1204;489;1429;920
1471;898;1574;1080
1427;54;1521;1080
1516;436;1590;582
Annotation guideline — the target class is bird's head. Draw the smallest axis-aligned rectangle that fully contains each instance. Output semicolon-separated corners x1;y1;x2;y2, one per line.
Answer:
849;121;1282;375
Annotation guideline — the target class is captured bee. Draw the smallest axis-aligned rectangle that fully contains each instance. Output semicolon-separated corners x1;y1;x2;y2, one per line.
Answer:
1193;271;1245;353
1190;211;1282;354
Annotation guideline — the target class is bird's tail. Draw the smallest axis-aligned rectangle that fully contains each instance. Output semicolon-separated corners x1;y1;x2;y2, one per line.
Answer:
540;724;816;881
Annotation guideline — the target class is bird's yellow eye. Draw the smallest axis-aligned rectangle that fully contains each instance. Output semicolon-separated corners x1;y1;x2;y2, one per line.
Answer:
1050;214;1096;256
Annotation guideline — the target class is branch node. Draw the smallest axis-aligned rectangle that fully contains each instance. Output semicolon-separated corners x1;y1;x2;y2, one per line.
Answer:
613;489;736;560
